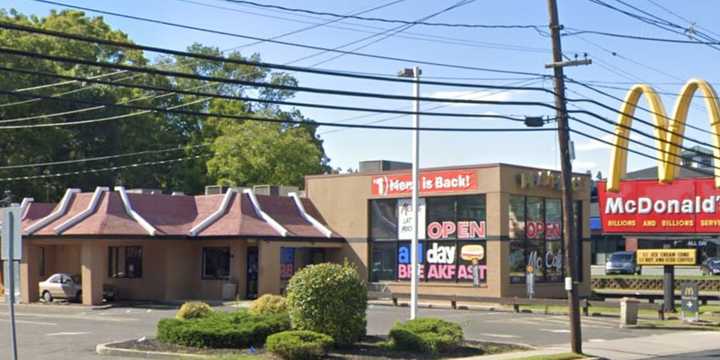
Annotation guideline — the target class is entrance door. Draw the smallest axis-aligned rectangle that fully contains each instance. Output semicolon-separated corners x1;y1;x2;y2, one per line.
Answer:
246;247;259;299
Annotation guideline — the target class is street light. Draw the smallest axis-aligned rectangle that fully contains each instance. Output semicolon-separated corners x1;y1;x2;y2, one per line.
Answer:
399;66;421;320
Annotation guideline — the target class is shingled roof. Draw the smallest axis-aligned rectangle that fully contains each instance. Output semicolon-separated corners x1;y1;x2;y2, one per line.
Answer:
19;187;340;239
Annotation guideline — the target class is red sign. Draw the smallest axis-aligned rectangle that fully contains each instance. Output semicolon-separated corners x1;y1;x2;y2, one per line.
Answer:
426;221;486;239
371;170;477;196
597;178;720;233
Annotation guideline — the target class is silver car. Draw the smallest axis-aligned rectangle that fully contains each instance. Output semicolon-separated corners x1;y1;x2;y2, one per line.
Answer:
38;273;116;303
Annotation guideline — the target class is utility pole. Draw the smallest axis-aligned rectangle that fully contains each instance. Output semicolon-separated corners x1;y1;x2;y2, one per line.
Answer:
399;66;421;320
545;0;591;354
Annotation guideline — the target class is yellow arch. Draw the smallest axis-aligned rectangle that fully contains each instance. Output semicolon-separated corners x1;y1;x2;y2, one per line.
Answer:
607;79;720;192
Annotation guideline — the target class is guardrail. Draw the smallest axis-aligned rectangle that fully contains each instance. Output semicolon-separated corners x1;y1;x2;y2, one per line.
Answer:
369;291;665;320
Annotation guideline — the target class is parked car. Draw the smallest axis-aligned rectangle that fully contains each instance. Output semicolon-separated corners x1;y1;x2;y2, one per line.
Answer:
38;273;116;303
605;251;638;275
701;258;720;275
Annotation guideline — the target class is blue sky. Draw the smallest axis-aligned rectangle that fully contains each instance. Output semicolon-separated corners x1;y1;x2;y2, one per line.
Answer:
4;0;720;176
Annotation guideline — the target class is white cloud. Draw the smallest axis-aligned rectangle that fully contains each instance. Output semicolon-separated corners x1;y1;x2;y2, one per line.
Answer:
428;90;522;107
572;160;599;172
575;133;641;152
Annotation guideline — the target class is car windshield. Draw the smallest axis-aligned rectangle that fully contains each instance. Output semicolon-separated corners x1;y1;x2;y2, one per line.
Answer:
610;253;632;262
71;275;81;283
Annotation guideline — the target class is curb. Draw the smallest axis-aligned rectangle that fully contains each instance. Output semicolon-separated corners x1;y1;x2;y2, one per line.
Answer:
96;340;211;359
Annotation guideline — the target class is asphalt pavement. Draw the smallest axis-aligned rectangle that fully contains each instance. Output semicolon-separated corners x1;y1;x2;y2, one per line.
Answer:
0;303;711;359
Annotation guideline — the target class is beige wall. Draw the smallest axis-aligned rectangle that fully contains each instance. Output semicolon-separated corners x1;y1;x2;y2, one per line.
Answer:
306;163;593;299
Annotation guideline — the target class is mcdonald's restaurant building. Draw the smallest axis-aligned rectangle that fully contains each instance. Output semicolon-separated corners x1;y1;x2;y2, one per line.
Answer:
305;162;592;299
5;162;591;305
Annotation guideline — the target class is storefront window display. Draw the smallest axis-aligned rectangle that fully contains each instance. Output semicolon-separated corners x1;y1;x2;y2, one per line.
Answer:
370;195;487;283
509;195;564;283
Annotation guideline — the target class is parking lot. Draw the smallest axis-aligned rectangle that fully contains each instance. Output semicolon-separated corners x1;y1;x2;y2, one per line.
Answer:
0;302;680;360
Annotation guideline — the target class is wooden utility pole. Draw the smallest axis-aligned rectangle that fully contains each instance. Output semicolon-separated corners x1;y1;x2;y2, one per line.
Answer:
545;0;589;354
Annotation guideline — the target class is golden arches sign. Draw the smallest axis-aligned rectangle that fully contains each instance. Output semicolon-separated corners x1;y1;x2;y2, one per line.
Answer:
607;79;720;192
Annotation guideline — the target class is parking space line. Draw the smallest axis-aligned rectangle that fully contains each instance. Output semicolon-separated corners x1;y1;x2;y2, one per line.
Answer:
0;318;57;326
478;333;520;338
46;331;91;336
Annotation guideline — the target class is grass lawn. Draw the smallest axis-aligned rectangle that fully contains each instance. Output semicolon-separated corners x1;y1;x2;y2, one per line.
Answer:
637;318;720;331
514;303;720;319
508;352;587;360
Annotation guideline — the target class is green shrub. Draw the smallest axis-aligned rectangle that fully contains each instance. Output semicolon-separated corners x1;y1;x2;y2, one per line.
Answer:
266;330;334;360
175;301;212;320
286;262;367;346
388;318;464;354
249;294;288;316
157;310;290;348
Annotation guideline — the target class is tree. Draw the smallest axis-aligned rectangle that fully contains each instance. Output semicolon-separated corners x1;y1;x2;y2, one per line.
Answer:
207;119;325;187
0;9;329;199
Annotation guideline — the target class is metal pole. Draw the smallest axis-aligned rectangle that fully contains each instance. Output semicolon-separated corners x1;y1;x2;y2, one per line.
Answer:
410;65;421;320
663;243;675;313
546;0;582;353
7;210;18;360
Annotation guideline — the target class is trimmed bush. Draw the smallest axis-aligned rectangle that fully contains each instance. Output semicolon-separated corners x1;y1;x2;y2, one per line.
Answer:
286;262;367;346
157;310;290;348
388;318;464;354
266;330;334;360
249;294;288;316
175;301;212;320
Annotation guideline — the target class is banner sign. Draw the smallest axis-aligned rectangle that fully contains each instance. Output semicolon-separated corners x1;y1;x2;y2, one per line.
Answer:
636;249;697;265
396;241;487;282
371;170;477;196
397;198;426;240
597;178;720;233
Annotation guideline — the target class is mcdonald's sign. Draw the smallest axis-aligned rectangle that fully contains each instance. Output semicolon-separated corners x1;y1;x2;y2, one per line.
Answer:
598;79;720;234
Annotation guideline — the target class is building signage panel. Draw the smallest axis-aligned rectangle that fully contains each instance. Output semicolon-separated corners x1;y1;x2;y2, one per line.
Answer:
636;249;697;266
597;178;720;233
371;170;477;196
397;198;426;240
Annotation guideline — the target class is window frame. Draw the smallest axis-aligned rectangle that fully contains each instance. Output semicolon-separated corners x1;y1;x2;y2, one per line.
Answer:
108;246;143;279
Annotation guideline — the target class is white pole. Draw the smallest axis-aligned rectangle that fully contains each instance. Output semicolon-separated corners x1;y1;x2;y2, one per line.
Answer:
410;65;421;320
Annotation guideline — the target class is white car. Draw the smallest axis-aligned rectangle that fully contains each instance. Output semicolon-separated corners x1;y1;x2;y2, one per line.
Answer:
38;273;116;303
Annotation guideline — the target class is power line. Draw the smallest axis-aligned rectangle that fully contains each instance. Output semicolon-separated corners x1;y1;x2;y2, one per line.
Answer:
0;154;209;182
0;89;560;133
0;22;551;89
175;0;551;54
295;0;475;67
224;0;407;51
0;143;210;170
563;28;720;45
0;64;533;122
0;47;555;107
16;3;545;76
214;0;547;31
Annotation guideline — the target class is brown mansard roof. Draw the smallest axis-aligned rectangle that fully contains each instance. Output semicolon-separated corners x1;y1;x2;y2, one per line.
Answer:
19;188;339;239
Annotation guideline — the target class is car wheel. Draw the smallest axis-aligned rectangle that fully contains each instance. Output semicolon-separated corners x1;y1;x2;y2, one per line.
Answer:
42;291;53;303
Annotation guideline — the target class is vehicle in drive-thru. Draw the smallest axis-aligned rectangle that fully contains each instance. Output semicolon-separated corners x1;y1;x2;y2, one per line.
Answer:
38;273;116;303
605;251;638;275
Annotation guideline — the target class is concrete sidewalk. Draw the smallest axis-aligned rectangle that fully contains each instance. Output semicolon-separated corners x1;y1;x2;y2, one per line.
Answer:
471;330;720;359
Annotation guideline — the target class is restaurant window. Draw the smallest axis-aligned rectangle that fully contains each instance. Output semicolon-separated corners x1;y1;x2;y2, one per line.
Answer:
508;195;526;283
202;247;230;280
108;246;143;278
370;199;398;240
371;242;396;282
369;195;487;284
508;196;565;283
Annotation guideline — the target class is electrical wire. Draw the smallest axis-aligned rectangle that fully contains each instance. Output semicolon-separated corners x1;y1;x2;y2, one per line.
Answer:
296;0;475;67
0;65;531;122
0;47;555;108
175;0;551;54
0;144;210;170
0;89;559;132
226;0;407;51
9;4;544;77
212;0;548;31
0;154;210;182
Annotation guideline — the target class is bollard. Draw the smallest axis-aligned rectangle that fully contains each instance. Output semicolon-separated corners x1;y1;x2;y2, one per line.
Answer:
620;297;640;327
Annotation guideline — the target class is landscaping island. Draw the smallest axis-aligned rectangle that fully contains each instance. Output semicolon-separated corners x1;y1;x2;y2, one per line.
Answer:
98;263;528;359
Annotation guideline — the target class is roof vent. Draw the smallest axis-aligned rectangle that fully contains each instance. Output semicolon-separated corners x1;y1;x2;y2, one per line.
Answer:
171;191;185;196
126;188;162;195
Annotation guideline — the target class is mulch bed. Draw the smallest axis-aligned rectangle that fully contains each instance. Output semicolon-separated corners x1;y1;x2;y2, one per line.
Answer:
109;336;528;359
